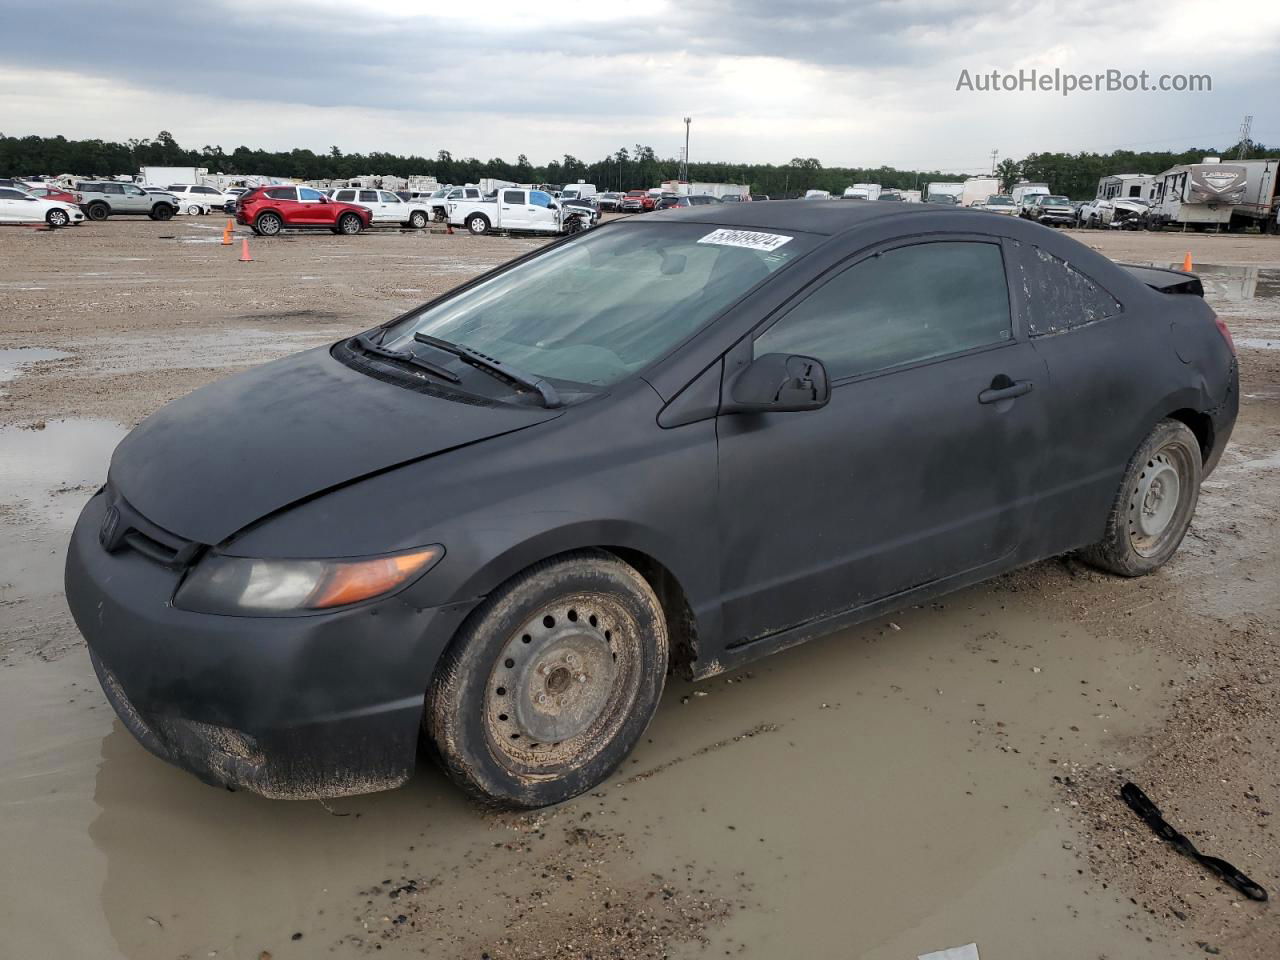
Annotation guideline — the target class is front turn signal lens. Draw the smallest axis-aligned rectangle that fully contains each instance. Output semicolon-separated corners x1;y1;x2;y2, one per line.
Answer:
311;550;440;608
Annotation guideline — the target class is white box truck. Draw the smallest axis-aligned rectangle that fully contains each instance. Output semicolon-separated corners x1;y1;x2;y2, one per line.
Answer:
960;177;1000;207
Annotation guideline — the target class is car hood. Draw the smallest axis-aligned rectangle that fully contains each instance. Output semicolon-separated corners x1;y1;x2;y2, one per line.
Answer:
108;345;561;546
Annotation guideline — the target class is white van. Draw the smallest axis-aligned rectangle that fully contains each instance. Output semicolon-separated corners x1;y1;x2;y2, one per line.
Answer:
560;182;598;201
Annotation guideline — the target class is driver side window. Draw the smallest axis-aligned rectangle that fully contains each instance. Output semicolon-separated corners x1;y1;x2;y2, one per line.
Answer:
755;240;1012;381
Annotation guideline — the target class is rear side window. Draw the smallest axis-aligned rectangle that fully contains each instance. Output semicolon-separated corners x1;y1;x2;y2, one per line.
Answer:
0;188;25;199
1013;242;1122;335
265;187;296;200
755;240;1012;381
334;190;354;201
502;190;524;204
358;190;378;202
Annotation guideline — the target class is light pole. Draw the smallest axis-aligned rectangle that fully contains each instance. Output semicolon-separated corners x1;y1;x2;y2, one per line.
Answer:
682;117;691;182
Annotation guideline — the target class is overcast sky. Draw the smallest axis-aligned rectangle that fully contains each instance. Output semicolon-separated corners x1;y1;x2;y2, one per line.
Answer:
3;0;1278;171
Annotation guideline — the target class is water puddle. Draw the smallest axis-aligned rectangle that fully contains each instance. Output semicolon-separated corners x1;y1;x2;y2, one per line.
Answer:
1151;263;1280;303
0;419;126;524
0;347;69;386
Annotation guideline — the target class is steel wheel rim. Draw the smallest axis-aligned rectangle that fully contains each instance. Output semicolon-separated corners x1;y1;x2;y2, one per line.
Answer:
1128;444;1192;557
484;593;639;772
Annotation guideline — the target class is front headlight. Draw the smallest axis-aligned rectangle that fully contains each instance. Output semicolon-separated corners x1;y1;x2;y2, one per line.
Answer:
175;546;443;616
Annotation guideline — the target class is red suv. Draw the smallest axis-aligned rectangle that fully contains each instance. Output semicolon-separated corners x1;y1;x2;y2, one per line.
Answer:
235;185;372;236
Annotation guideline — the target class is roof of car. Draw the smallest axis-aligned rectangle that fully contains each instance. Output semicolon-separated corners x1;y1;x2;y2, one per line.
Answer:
649;197;965;235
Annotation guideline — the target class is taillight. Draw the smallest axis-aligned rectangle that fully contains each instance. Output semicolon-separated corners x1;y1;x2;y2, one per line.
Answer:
1214;315;1236;356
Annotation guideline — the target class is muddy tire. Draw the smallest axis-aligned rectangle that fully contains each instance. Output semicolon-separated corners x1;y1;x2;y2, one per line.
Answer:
255;212;282;236
1080;419;1202;577
466;214;490;235
426;550;668;808
338;213;363;235
150;204;175;221
85;202;109;221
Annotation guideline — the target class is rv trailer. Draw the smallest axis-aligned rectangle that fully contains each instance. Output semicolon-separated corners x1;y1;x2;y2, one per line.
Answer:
1096;174;1154;200
1147;162;1247;229
1226;159;1280;231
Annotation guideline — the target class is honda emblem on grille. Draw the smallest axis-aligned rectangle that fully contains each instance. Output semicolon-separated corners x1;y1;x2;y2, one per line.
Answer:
99;505;123;551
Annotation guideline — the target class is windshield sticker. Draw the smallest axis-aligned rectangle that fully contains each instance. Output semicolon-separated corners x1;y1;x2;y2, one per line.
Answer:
697;229;793;252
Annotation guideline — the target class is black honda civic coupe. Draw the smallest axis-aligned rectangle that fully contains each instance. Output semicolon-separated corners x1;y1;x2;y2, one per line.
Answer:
66;201;1237;807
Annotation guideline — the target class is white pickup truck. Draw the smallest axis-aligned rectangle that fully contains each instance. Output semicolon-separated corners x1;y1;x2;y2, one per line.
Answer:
448;187;577;235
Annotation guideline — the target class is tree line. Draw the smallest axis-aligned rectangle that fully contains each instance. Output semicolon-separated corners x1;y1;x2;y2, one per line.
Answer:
1;130;1276;199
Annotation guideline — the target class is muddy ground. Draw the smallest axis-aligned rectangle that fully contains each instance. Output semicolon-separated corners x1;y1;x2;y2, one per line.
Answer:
1;217;1277;960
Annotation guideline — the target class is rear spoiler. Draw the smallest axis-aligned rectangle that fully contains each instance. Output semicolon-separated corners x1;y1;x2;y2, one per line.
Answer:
1120;264;1204;296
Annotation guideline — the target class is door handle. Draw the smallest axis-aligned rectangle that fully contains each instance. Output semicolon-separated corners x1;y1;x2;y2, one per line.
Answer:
978;379;1033;403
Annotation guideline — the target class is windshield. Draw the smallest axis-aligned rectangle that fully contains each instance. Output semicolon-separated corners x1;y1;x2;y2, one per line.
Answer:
381;222;812;388
1044;196;1069;204
987;196;1013;204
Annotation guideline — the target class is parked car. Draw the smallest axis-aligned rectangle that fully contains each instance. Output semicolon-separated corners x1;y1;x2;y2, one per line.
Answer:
220;188;250;214
76;182;180;221
234;185;372;236
620;190;654;212
1088;198;1151;230
1025;195;1077;227
977;195;1019;215
655;195;721;210
877;191;904;202
331;188;432;229
147;187;210;216
65;202;1239;809
0;186;86;226
596;192;623;212
25;185;83;205
447;187;567;235
750;194;771;202
167;184;238;211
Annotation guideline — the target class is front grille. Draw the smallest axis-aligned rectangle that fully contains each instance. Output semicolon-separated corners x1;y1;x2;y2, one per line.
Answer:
99;482;204;569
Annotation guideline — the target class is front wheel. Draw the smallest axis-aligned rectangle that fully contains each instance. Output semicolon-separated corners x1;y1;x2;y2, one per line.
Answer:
466;214;490;235
150;204;175;221
1080;419;1202;576
426;551;668;808
337;212;362;235
46;208;69;227
408;210;428;229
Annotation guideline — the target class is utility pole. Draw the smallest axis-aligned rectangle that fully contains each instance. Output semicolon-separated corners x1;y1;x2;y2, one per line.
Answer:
990;148;999;175
682;117;691;181
1236;115;1253;159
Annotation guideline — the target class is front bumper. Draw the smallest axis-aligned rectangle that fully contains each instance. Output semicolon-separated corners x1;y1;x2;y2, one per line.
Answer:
65;491;477;799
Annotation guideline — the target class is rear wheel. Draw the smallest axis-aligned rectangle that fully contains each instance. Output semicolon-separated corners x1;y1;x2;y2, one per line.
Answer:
1080;419;1202;576
426;551;668;808
466;214;490;235
186;204;202;216
338;212;362;235
255;212;283;236
46;208;69;227
86;203;109;221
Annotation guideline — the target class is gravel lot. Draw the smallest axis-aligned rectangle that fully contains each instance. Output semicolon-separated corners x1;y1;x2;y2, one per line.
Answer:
1;216;1277;959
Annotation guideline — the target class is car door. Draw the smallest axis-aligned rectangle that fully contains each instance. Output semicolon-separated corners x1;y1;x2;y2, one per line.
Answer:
0;187;31;221
527;190;560;232
378;191;405;223
715;235;1049;646
121;183;151;212
500;190;531;229
295;186;331;225
1004;237;1142;555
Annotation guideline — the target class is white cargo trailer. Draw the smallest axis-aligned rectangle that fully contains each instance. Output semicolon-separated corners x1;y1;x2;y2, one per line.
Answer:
925;182;964;204
960;177;1000;207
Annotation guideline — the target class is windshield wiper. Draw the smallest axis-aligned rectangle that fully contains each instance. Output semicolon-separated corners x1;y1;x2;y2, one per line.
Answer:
413;332;561;408
352;332;460;383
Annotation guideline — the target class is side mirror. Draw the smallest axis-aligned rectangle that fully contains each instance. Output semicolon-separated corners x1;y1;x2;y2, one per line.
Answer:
725;353;830;413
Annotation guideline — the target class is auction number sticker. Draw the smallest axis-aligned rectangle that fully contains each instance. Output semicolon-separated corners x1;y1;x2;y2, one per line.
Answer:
697;229;793;251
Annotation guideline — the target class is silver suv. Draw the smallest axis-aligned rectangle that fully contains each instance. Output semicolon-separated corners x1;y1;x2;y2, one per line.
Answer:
76;182;180;221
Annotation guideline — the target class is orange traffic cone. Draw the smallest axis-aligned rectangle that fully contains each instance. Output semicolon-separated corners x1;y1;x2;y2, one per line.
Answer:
221;219;233;245
239;238;253;262
1182;252;1193;272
